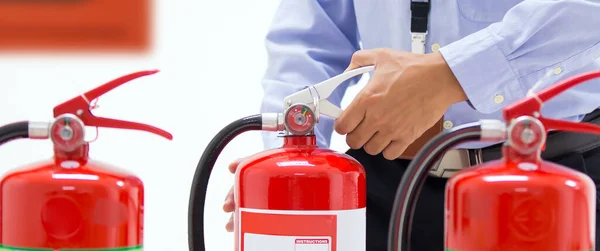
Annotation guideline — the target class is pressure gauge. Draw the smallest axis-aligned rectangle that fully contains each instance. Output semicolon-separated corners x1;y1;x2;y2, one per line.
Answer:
284;104;316;135
50;114;86;152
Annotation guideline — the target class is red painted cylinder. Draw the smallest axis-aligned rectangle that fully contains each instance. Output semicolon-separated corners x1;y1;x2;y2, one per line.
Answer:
0;69;170;251
445;147;596;251
0;144;144;251
233;135;366;251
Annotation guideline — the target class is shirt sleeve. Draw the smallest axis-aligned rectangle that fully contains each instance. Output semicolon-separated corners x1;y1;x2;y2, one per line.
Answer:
439;0;600;115
259;0;361;150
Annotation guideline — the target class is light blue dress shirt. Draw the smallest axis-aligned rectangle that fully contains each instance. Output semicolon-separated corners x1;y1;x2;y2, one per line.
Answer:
259;0;600;150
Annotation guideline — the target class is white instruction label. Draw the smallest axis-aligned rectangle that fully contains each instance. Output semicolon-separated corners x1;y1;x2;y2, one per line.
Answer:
238;208;365;251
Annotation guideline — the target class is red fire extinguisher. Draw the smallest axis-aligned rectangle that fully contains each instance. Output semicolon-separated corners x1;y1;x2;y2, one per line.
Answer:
389;70;600;251
0;70;172;250
188;66;376;251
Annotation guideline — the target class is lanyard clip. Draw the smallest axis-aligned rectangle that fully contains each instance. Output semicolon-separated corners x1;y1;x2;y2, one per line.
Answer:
53;70;173;140
411;32;427;54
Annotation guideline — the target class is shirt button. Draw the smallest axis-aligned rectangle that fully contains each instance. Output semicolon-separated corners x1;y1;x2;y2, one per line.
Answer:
493;94;504;104
431;43;441;53
553;66;563;75
443;120;453;130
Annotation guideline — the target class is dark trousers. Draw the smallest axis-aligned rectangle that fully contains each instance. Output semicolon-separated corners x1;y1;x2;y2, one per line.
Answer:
346;146;600;251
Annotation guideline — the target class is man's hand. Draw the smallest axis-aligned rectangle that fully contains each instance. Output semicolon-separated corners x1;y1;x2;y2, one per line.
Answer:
223;158;243;232
334;48;467;160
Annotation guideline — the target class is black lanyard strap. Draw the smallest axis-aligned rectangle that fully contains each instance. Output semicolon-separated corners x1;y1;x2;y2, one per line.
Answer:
411;0;430;33
410;0;430;54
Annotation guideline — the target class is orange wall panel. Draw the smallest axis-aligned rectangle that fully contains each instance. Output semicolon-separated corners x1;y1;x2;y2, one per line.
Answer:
0;0;152;53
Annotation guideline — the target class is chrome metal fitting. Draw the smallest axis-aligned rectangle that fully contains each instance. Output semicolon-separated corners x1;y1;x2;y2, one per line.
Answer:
261;113;285;132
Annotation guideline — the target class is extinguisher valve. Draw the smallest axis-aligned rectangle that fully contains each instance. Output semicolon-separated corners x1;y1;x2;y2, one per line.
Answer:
504;70;600;142
51;70;173;141
283;66;375;122
50;114;87;152
506;115;546;155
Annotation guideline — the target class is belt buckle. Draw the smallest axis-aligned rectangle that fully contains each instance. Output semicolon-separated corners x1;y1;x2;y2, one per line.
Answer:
428;149;482;178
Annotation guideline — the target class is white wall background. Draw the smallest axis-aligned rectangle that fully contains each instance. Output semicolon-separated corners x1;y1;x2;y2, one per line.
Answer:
0;1;367;250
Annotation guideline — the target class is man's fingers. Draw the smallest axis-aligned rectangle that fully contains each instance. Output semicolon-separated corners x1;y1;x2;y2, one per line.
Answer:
225;158;242;232
345;49;380;71
228;158;243;174
382;140;408;160
334;97;366;135
223;186;234;212
225;213;234;232
363;131;392;156
345;120;377;150
336;66;390;135
224;186;235;232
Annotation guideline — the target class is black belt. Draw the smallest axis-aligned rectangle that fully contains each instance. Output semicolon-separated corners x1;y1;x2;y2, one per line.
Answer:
429;109;600;178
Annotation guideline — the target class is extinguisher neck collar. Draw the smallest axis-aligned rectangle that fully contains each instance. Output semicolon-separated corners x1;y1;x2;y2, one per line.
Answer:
53;143;90;164
502;145;542;165
282;135;317;148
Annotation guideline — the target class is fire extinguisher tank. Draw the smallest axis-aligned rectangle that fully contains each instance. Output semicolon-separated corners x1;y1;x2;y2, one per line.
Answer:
446;159;595;251
389;71;600;251
445;117;596;251
0;145;145;249
234;135;366;251
0;70;172;250
187;66;375;251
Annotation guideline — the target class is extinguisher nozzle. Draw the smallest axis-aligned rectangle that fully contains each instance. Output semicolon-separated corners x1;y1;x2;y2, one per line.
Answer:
0;121;32;146
188;114;264;251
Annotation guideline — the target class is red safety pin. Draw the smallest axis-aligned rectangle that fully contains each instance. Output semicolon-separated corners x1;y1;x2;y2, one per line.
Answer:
53;70;173;140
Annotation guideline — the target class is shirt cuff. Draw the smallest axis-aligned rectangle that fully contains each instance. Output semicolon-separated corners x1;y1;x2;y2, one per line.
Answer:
438;28;525;114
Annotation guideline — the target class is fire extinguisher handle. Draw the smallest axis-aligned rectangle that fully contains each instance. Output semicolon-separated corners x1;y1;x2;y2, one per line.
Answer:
503;70;600;136
540;117;600;136
84;116;173;140
283;65;375;119
52;70;173;140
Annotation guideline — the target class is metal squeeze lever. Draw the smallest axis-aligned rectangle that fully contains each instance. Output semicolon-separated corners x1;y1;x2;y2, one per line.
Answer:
503;70;600;150
52;70;173;140
283;65;375;121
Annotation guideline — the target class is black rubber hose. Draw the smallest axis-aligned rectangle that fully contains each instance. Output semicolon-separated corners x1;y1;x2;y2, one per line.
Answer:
0;121;29;146
188;114;263;251
388;123;482;251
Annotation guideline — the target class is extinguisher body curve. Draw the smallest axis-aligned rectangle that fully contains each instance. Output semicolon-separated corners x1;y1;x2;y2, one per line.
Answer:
234;136;367;251
0;146;144;250
445;157;596;251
